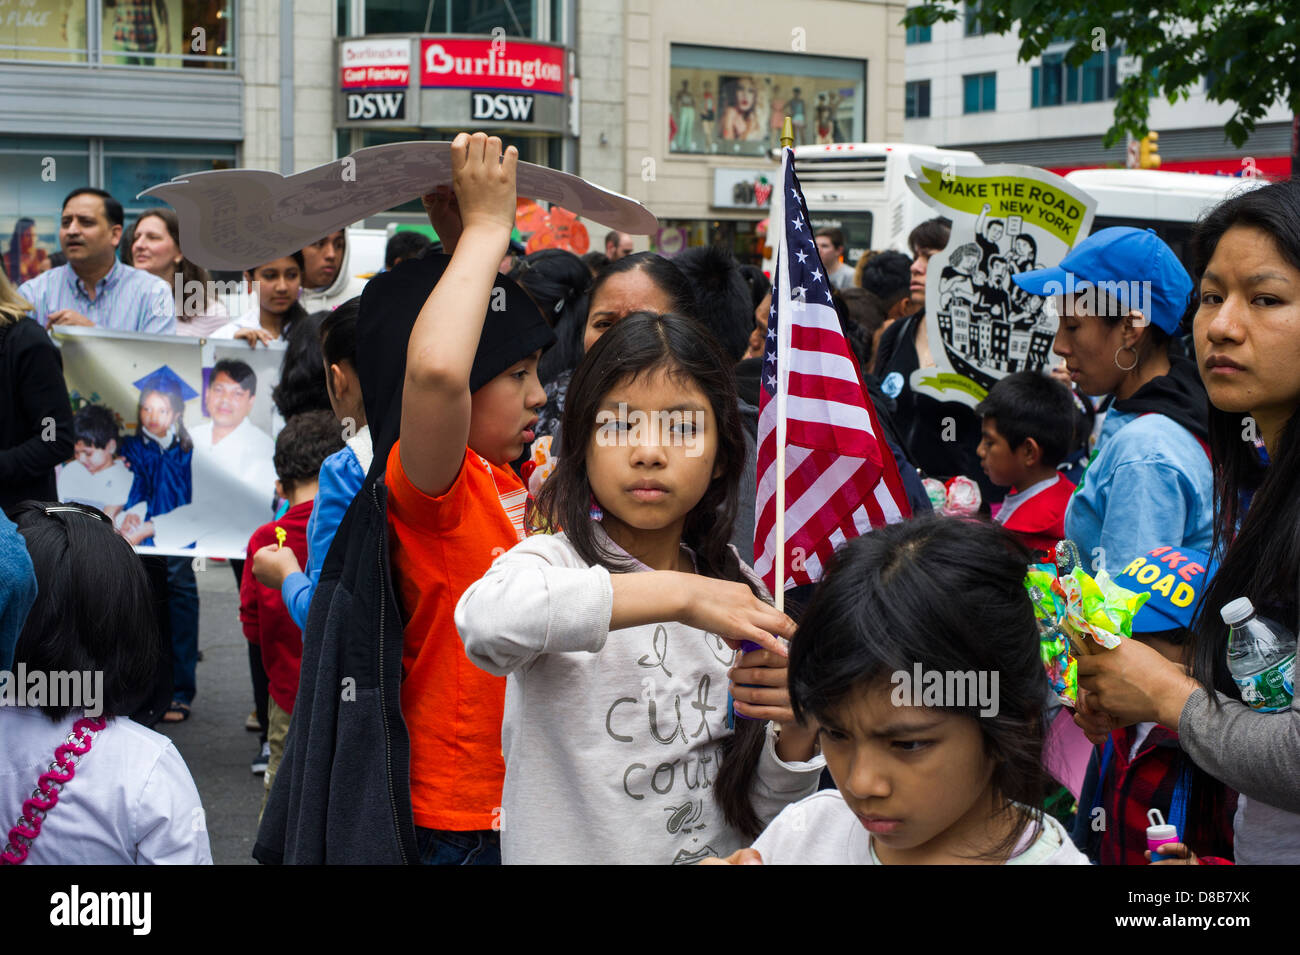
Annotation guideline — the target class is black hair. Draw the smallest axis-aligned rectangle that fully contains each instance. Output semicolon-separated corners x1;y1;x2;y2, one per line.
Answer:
244;250;308;338
1011;232;1038;259
789;515;1050;860
533;311;768;838
974;371;1075;468
10;501;158;720
385;231;431;269
272;310;332;421
120;207;217;315
829;288;875;373
580;251;610;276
320;295;361;369
986;219;1005;231
988;255;1009;270
908;216;952;257
815;226;845;249
136;385;193;455
1189;178;1300;702
588;251;696;322
837;287;889;370
737;264;771;313
212;358;257;395
509;249;592;385
672;245;752;362
6;216;36;283
858;250;911;307
73;404;120;450
62;187;124;230
273;408;345;493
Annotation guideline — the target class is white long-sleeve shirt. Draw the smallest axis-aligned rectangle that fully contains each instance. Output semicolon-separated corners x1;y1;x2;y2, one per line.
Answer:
455;529;824;865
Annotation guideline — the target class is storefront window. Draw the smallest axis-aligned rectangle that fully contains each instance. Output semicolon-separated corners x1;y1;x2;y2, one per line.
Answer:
0;1;235;67
99;0;235;68
0;0;90;62
669;45;865;157
104;139;236;218
0;137;91;283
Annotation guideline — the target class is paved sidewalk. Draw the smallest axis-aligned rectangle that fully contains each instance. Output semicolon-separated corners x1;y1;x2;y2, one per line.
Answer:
154;559;263;865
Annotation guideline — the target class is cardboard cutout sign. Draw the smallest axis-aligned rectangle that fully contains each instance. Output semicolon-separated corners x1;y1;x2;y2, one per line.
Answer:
904;158;1096;406
140;140;659;272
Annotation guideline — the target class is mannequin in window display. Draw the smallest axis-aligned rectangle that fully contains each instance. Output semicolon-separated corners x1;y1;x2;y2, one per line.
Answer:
768;84;786;143
107;0;172;65
787;87;807;145
699;80;717;153
673;79;697;152
814;92;836;145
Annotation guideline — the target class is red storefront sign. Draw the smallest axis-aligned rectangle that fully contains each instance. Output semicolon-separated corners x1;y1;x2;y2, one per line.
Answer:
340;39;411;89
419;38;565;94
1047;156;1291;179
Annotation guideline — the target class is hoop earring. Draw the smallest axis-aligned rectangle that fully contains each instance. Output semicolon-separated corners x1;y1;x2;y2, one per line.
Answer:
1114;345;1139;372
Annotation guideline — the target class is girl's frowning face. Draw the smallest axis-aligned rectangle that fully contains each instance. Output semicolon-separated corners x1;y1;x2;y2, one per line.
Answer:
817;681;1009;864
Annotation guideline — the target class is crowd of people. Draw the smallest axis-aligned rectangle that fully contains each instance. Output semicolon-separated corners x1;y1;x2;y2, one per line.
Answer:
1;132;1298;868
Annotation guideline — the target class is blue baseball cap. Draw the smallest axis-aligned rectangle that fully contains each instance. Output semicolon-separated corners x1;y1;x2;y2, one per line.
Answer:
1113;545;1216;634
1011;227;1193;335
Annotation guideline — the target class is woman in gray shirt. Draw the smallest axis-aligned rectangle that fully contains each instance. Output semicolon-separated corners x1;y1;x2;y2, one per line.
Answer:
1074;178;1300;864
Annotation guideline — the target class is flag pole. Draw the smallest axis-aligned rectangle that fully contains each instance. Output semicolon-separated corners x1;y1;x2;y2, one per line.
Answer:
774;117;794;615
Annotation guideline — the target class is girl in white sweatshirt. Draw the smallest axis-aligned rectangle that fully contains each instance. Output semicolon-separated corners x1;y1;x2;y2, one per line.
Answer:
712;516;1090;865
456;311;824;864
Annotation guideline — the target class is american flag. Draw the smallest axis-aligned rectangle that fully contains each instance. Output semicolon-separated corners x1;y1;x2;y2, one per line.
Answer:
753;148;911;595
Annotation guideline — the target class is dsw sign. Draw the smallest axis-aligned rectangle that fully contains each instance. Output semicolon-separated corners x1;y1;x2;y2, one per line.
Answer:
471;93;535;123
346;92;406;120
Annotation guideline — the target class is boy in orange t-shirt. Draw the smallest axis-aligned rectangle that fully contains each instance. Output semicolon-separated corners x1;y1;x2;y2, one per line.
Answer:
386;133;554;864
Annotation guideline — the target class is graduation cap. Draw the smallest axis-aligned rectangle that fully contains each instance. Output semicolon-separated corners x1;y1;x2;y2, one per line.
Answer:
133;365;198;402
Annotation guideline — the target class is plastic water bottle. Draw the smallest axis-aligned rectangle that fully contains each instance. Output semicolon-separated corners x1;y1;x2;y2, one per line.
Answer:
1220;597;1296;713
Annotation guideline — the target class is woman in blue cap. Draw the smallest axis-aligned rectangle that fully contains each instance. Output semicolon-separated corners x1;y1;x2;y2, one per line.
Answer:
1012;227;1213;576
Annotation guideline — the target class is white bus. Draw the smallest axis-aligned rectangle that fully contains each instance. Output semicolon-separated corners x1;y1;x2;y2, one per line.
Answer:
781;142;983;268
1063;168;1265;270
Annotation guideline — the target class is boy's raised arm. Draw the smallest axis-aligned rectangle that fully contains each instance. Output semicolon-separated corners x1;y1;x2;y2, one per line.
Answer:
400;132;518;497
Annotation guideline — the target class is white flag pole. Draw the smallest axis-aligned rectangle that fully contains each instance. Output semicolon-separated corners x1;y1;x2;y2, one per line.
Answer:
773;123;795;615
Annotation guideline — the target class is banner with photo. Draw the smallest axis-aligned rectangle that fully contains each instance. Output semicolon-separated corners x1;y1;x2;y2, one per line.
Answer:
903;159;1097;408
51;326;284;559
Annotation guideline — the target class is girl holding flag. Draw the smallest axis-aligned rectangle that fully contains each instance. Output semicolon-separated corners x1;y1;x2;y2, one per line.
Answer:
455;312;823;864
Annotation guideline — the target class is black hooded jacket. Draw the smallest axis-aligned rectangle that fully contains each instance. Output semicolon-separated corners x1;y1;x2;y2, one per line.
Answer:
254;254;553;864
1110;354;1210;445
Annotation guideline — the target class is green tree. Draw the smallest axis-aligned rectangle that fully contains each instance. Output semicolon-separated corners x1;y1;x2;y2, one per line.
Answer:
904;1;1298;148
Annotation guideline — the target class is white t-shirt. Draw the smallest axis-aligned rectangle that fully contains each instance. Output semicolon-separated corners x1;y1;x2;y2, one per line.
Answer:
0;707;212;864
56;459;132;511
456;528;825;865
179;417;277;553
751;790;1091;865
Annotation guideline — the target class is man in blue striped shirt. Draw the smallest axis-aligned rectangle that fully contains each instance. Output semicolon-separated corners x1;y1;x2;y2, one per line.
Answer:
18;188;176;335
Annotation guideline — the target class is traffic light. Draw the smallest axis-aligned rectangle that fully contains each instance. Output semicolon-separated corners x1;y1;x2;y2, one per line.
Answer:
1138;132;1161;169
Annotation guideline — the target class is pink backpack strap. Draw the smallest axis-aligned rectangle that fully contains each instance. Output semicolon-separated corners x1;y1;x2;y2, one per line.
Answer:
1;715;107;865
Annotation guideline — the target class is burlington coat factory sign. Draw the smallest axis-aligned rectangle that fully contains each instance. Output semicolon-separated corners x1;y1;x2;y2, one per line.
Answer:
337;36;570;133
